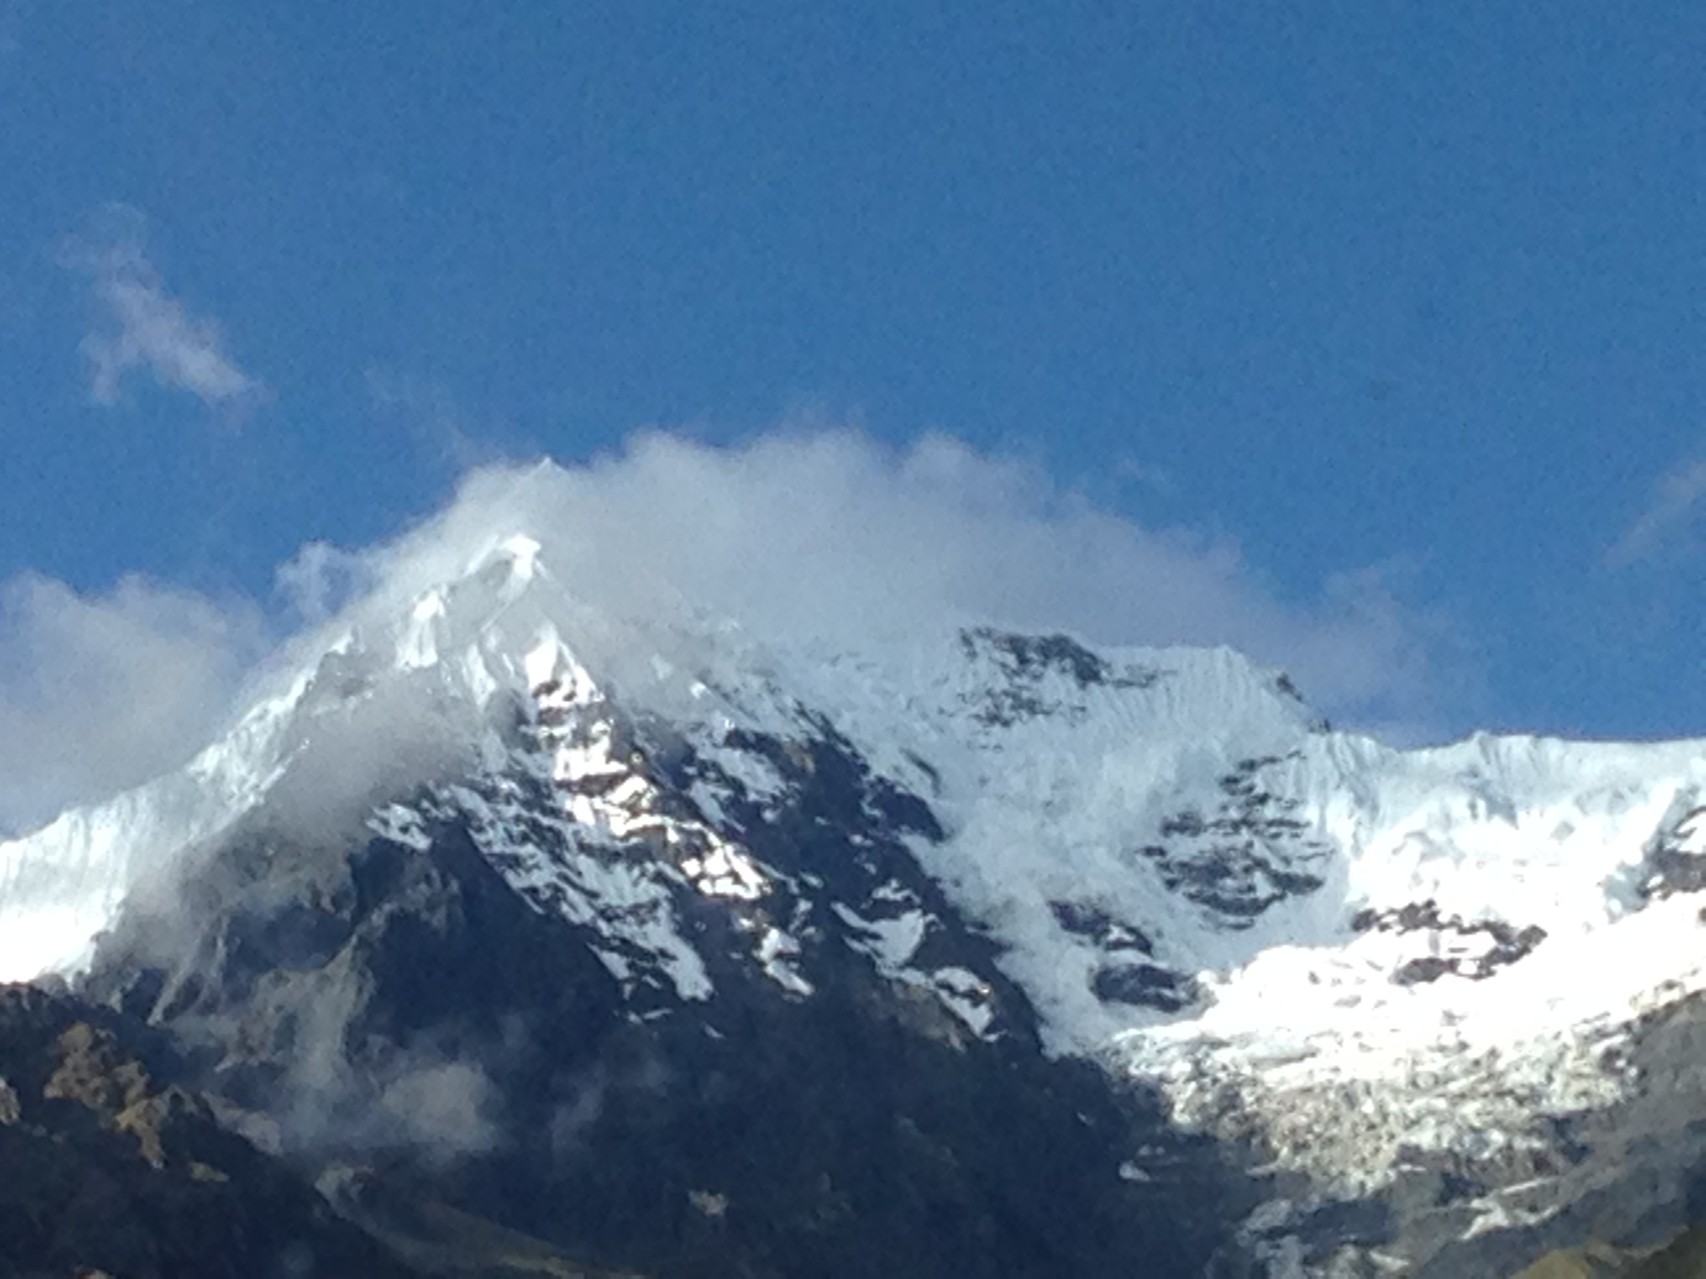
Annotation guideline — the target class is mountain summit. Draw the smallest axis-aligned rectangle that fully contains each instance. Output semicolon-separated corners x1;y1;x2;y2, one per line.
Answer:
5;523;1706;1276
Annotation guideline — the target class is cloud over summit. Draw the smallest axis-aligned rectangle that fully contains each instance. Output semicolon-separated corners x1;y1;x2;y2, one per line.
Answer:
317;429;1447;725
0;429;1452;832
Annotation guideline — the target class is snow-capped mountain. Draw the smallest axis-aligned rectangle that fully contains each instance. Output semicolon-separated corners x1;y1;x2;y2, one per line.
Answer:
6;526;1706;1276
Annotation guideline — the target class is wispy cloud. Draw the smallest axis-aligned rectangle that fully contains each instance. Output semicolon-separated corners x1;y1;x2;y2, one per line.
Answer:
274;540;373;626
1605;457;1706;569
63;206;266;416
365;366;529;472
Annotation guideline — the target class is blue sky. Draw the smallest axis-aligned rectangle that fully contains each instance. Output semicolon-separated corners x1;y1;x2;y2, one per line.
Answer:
2;1;1704;790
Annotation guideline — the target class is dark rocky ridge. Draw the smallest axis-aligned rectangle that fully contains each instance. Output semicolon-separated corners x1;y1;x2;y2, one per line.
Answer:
0;984;419;1279
72;703;1260;1278
1351;899;1548;985
28;615;1704;1278
1139;754;1332;927
957;626;1161;726
1634;806;1706;904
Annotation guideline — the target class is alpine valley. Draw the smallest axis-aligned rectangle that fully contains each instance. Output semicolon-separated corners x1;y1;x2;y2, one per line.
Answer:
7;471;1706;1277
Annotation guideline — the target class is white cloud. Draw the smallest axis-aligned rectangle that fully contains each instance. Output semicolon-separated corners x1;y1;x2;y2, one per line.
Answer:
338;429;1450;731
0;573;263;834
63;206;266;415
377;1059;501;1159
0;428;1454;831
274;540;374;626
1605;457;1706;569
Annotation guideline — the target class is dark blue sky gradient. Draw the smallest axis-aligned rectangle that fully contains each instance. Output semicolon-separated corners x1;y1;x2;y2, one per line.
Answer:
2;1;1703;737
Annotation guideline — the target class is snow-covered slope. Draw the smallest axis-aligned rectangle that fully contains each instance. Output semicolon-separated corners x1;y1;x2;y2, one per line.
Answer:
6;529;1706;1273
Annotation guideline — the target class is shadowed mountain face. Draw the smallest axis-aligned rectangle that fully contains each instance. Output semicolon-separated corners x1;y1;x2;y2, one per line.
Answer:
0;984;419;1279
75;712;1255;1279
14;527;1706;1276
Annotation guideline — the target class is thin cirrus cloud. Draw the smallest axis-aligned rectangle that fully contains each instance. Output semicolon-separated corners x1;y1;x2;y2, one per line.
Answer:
1604;457;1706;570
61;206;266;416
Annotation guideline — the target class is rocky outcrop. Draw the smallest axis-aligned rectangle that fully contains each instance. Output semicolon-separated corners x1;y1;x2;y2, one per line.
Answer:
77;713;1255;1278
1351;899;1548;984
958;627;1160;726
0;984;418;1279
1140;754;1331;926
1633;806;1706;904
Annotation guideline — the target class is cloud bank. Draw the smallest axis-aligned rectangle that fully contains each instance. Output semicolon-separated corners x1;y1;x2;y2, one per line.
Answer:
0;428;1451;832
63;206;266;414
307;428;1447;726
0;573;263;833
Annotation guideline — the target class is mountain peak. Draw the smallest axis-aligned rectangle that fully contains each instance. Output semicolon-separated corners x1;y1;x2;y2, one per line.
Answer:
8;541;1706;1272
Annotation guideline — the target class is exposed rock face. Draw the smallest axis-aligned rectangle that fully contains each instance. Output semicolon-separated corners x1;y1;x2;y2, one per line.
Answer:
78;708;1253;1279
1351;899;1548;985
0;985;418;1279
957;626;1161;726
13;524;1706;1277
1633;805;1706;903
1140;754;1332;926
